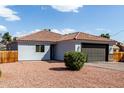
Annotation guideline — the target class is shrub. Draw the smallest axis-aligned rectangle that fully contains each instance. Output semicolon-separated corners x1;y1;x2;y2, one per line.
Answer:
64;51;88;71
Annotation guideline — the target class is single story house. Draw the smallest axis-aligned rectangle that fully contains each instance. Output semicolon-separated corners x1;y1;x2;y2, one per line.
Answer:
8;29;116;62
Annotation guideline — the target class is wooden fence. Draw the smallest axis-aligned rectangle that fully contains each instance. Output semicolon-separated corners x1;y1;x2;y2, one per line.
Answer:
113;52;124;62
0;51;18;63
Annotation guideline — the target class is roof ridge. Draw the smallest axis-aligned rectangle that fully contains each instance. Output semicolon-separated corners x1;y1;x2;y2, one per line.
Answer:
17;30;43;40
79;32;110;40
17;30;62;40
62;32;78;35
74;32;80;40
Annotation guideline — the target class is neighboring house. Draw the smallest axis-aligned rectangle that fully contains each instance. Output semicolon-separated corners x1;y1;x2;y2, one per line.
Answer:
8;29;117;62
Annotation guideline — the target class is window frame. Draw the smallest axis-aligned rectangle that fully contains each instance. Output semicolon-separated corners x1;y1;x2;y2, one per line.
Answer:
36;45;45;52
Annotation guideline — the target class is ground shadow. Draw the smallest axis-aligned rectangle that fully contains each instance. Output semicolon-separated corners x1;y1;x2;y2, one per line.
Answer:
46;60;64;63
49;67;69;71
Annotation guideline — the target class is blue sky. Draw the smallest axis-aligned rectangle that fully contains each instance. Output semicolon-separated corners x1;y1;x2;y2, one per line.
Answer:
0;5;124;42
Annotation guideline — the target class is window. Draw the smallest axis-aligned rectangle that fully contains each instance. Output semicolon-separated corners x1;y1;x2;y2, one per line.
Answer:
36;45;45;52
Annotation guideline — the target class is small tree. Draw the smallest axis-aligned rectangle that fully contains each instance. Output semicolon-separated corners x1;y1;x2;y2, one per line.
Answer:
13;37;17;41
100;33;110;39
2;32;12;44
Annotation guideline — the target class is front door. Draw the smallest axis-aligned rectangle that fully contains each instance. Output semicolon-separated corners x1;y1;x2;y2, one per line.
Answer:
50;44;55;60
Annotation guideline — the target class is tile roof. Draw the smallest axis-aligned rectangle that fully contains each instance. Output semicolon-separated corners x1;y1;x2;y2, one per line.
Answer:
58;32;115;42
17;30;62;42
17;30;115;42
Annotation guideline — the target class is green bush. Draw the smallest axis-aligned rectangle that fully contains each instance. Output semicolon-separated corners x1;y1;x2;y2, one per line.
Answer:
64;51;88;71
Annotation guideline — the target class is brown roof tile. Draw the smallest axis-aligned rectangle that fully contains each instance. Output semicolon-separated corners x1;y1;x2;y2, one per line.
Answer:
17;30;62;42
17;30;115;42
76;32;114;41
58;32;78;41
59;32;114;42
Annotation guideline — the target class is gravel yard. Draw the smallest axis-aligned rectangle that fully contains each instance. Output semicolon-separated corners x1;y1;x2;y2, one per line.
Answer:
0;61;124;88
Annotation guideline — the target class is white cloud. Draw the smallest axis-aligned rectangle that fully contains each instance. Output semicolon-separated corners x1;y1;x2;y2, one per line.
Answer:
14;29;40;37
51;28;77;34
0;25;7;32
51;5;83;13
0;6;20;21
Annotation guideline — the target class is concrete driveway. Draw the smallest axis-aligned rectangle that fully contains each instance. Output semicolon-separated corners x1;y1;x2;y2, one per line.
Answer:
86;62;124;71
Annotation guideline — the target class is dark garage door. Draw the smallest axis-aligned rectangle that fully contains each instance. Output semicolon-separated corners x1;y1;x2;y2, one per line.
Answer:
81;43;109;62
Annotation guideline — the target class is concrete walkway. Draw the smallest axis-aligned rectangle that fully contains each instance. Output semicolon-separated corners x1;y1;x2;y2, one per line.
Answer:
86;62;124;71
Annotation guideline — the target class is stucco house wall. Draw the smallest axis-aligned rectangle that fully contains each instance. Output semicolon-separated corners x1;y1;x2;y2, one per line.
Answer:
55;40;115;60
55;40;76;60
18;41;52;61
18;40;81;61
17;39;116;61
55;40;86;60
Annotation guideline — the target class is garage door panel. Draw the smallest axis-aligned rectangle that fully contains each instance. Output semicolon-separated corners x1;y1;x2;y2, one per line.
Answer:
82;48;105;61
82;43;108;62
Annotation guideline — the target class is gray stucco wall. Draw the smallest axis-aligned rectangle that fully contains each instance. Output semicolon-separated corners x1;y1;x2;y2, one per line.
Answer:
55;40;75;60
